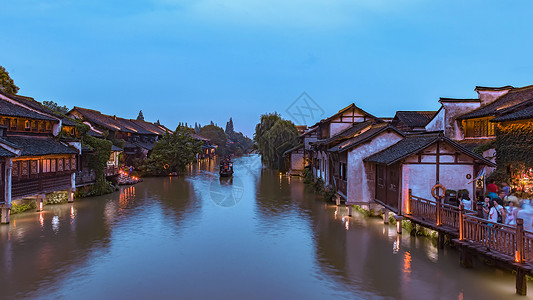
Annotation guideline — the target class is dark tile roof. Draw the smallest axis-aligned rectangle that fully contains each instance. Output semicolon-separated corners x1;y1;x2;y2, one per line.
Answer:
491;99;533;122
4;135;78;156
0;138;18;157
313;121;374;146
0;147;16;157
328;123;404;153
0;98;57;121
283;144;303;155
439;98;480;103
363;132;495;167
474;85;514;91
310;103;380;128
71;107;166;135
392;111;437;129
0;91;77;126
458;85;533;120
87;129;104;137
111;145;123;152
133;140;155;151
71;107;135;133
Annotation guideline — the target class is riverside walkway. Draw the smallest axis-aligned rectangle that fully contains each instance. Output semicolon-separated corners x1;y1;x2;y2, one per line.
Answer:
402;191;533;295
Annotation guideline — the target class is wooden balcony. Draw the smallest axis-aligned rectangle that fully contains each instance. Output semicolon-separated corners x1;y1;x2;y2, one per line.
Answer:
105;165;119;177
12;174;72;200
76;170;96;187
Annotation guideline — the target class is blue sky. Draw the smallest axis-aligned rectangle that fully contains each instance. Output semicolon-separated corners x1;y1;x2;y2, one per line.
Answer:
2;0;533;136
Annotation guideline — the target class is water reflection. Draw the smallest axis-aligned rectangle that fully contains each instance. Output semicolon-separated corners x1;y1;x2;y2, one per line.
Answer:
0;156;530;299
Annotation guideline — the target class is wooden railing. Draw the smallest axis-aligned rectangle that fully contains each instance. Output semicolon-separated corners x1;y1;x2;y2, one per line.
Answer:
409;192;532;266
463;215;517;258
105;165;119;177
409;195;437;223
12;174;72;200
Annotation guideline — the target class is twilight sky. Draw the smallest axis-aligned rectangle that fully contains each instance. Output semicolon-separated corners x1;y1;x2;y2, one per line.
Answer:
2;0;533;136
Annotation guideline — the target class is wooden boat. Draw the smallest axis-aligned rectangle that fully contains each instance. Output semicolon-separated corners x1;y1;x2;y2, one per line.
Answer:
219;159;234;177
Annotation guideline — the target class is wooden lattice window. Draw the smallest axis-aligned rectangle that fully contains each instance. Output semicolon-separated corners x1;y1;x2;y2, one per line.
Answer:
21;161;29;176
71;157;76;170
12;161;19;178
51;159;56;172
58;159;64;172
30;160;38;174
65;158;70;170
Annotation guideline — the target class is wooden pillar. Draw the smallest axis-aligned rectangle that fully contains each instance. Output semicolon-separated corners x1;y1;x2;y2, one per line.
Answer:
36;194;45;212
382;208;389;224
459;204;465;241
438;232;445;249
516;219;524;264
69;172;76;203
407;189;412;215
460;245;473;268
348;205;353;217
394;215;404;234
516;268;527;296
2;158;12;224
335;196;340;206
0;205;10;224
436;197;442;226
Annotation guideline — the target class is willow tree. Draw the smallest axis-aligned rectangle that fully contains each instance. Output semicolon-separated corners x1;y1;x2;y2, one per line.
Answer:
254;113;299;170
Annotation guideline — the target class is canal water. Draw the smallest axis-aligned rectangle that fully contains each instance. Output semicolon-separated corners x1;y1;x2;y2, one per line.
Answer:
0;155;530;299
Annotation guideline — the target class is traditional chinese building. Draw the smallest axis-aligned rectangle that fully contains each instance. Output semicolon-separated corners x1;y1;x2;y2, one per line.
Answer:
68;107;168;166
364;132;495;214
0;92;79;224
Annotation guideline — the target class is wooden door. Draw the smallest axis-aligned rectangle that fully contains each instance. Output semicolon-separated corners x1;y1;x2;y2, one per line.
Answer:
376;165;386;203
385;164;400;211
375;164;400;212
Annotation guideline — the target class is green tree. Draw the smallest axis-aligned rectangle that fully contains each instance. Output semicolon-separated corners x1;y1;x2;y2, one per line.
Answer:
142;125;203;175
0;66;19;95
199;124;227;155
43;100;69;114
254;113;299;170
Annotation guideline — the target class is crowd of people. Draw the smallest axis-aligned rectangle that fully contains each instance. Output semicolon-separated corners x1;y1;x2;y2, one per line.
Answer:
478;180;533;232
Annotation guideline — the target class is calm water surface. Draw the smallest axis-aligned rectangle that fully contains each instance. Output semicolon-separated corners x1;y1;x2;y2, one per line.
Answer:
0;155;530;299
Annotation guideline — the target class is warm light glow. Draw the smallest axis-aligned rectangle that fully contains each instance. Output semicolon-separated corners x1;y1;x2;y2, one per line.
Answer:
515;250;521;263
344;220;349;231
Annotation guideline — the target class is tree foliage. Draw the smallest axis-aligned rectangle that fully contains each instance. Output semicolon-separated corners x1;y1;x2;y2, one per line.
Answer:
82;135;114;196
254;112;299;170
43;100;69;114
142;125;203;175
199;124;227;155
0;66;19;95
488;121;533;188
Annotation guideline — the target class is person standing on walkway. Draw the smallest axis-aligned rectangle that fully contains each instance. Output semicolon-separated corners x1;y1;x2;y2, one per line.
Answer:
505;196;519;225
488;200;499;223
487;180;498;200
501;182;510;197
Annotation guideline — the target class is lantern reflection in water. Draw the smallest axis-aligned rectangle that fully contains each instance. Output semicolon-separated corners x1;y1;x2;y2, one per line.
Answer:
119;186;136;209
403;251;412;283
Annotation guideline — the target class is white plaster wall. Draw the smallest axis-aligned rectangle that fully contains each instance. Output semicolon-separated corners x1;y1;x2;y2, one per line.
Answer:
400;163;474;214
304;137;317;150
425;108;445;132
330;123;353;136
290;152;304;174
477;90;509;106
442;102;481;140
346;132;403;204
